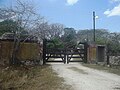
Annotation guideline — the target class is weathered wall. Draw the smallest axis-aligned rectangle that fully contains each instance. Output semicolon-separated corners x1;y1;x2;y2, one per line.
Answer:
88;45;97;63
87;44;106;63
17;42;40;61
0;40;13;64
0;40;41;64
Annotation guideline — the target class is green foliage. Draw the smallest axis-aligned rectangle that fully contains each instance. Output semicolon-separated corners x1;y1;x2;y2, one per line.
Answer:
77;29;109;43
47;38;64;48
107;33;120;55
0;19;29;37
107;38;120;55
96;38;106;44
0;19;17;36
61;28;77;48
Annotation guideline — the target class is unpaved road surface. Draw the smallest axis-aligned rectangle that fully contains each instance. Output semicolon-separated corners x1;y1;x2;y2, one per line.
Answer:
51;63;120;90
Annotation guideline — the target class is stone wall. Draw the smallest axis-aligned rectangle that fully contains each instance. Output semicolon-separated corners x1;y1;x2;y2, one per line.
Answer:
109;56;120;65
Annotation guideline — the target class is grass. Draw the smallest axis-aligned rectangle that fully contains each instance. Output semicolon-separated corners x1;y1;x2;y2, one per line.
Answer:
68;67;88;74
82;64;120;76
0;65;72;90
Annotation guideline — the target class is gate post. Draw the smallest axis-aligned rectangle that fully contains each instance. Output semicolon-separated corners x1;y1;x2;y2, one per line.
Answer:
64;48;66;64
84;42;88;63
43;39;46;65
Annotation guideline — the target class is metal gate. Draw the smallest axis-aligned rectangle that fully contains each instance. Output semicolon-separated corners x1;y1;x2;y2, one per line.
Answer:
43;39;88;64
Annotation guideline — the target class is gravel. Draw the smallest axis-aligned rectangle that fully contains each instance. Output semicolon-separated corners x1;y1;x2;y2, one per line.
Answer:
51;63;120;90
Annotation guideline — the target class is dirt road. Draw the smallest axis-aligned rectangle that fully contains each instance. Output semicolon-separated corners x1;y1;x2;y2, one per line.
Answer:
51;63;120;90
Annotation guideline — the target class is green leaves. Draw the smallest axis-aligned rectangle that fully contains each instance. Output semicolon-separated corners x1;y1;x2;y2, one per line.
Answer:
61;28;77;48
46;38;64;48
0;20;17;36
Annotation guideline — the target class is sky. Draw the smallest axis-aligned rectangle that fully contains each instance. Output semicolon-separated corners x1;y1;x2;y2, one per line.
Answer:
0;0;120;32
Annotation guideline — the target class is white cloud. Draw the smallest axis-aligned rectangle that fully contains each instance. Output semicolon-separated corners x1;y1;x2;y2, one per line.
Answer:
104;9;111;15
111;0;120;2
66;0;79;6
104;4;120;17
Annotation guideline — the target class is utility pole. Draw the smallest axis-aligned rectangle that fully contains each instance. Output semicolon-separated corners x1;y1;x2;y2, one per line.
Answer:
93;11;96;43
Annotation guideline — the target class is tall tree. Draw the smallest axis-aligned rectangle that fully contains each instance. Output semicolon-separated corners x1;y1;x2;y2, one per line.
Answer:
61;28;77;48
33;22;64;41
48;23;64;39
0;0;44;65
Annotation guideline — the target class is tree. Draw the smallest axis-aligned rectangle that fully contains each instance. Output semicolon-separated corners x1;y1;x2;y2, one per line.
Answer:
33;22;49;40
0;20;18;36
0;0;44;65
77;29;92;42
47;38;64;48
106;33;120;55
61;28;77;48
77;29;109;44
33;22;64;41
48;23;64;39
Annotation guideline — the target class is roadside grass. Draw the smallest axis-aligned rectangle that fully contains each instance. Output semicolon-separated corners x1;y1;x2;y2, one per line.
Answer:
0;65;72;90
82;64;120;76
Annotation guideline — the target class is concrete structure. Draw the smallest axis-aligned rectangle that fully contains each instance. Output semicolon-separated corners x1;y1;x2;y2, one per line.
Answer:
88;44;106;63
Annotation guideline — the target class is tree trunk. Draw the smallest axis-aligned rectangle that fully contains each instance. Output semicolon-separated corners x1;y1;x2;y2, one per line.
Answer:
10;33;21;66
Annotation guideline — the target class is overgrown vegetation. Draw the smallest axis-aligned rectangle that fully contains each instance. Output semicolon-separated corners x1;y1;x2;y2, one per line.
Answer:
0;65;72;90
